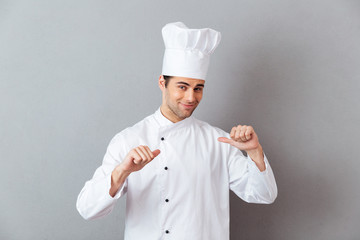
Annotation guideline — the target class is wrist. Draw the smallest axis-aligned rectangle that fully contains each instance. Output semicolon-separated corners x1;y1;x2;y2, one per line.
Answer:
246;145;263;158
246;145;266;172
112;165;131;184
109;165;130;198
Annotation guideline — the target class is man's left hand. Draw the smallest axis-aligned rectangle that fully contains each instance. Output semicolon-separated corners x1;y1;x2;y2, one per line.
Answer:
218;125;266;171
218;125;260;151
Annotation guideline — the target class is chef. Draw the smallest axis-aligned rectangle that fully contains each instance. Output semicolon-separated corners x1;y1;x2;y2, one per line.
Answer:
76;22;277;240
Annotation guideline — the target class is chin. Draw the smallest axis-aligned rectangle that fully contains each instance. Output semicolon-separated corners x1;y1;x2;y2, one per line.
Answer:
182;109;195;118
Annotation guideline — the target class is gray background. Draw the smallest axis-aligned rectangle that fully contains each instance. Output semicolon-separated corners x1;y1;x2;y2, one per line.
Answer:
1;0;359;239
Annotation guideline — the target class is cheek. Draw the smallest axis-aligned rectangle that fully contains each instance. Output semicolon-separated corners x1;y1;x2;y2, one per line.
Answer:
171;90;184;100
165;90;180;104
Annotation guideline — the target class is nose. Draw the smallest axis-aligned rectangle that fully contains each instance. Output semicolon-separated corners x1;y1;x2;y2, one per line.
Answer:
184;90;195;103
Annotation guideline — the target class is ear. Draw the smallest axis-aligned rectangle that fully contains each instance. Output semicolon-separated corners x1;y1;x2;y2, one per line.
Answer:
158;75;165;91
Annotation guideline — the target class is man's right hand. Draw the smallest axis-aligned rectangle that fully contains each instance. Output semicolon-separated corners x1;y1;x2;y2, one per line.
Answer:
120;146;161;174
109;146;160;197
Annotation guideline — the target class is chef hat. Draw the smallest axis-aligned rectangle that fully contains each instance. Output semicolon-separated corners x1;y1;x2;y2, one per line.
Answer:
161;22;221;80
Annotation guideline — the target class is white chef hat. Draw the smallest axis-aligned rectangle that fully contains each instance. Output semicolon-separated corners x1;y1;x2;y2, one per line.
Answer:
161;22;221;80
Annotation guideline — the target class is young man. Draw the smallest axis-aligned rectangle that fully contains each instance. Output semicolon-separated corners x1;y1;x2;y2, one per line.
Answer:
77;22;277;240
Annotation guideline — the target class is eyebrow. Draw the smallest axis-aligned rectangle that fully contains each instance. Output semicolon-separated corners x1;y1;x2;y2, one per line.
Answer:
176;81;205;87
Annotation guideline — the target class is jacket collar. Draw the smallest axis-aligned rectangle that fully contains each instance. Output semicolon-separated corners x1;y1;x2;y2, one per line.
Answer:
153;107;194;131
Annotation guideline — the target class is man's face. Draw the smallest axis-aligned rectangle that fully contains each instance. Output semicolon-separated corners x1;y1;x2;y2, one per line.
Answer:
159;76;205;122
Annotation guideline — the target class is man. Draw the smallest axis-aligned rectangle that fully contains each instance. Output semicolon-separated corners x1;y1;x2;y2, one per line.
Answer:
77;22;277;240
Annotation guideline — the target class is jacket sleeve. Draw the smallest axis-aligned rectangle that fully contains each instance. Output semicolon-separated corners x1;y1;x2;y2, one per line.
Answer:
227;145;278;204
76;133;129;220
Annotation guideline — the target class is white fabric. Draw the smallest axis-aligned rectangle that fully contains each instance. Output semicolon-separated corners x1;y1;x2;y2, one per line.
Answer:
76;108;277;240
161;22;221;80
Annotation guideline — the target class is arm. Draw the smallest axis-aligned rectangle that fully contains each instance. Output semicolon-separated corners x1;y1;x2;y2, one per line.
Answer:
218;125;277;203
76;133;160;220
76;135;128;220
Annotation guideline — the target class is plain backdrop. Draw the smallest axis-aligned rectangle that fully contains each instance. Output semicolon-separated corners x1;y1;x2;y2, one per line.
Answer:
1;0;360;239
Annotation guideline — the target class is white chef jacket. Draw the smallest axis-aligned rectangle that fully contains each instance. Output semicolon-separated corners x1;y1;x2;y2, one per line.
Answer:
76;108;277;240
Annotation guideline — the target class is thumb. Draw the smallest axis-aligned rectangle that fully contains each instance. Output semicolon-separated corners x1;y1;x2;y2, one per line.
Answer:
217;137;234;144
152;149;161;158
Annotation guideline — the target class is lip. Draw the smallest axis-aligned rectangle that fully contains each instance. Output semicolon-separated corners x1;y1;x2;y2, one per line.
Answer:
180;103;195;109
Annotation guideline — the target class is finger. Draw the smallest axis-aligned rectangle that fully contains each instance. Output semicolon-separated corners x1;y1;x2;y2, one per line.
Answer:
139;145;151;162
131;149;142;164
230;127;236;139
143;146;155;164
218;137;234;145
134;147;147;164
144;145;154;159
139;146;152;164
240;125;248;142
245;126;253;141
235;125;242;141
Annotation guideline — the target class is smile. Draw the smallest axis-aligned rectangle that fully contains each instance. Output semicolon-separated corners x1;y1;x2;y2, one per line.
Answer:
180;103;196;109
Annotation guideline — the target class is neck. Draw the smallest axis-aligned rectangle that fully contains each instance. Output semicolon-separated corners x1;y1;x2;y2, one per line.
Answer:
160;104;182;123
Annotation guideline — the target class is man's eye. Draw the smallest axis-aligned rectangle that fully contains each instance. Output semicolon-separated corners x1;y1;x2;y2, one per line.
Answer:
179;86;186;90
194;88;202;91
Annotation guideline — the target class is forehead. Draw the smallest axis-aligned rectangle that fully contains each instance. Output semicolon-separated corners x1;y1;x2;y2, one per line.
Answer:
170;76;205;86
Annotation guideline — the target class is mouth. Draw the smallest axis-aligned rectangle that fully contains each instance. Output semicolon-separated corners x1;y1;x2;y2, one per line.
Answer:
180;103;196;109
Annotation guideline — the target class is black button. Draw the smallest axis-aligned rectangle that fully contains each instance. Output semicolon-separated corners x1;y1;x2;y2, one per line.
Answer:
165;199;169;202
164;167;168;170
161;137;165;141
165;230;169;234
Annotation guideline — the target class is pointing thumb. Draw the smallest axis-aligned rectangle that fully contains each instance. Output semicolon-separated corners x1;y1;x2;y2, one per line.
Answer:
152;149;161;158
217;137;234;144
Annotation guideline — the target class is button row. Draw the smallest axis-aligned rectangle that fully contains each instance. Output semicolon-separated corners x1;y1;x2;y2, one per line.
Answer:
161;136;170;235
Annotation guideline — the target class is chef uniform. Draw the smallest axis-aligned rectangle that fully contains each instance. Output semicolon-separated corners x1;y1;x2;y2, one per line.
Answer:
76;22;277;240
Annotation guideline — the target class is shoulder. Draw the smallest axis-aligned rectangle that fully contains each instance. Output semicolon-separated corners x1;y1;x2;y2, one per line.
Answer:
192;117;229;137
109;113;155;145
191;117;233;156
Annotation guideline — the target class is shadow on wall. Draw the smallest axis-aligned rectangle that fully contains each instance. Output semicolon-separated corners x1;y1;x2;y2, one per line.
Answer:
225;32;339;239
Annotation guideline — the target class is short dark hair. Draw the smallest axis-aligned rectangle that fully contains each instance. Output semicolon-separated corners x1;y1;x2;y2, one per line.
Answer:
163;75;173;88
